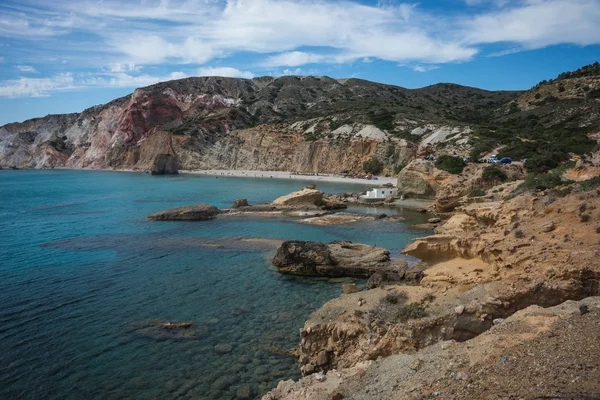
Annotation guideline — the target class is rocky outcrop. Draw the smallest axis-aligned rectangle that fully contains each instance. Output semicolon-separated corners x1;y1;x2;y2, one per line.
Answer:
272;240;409;278
396;159;451;199
277;182;600;383
151;154;178;174
264;297;600;400
147;204;220;220
397;160;526;211
231;198;249;208
271;189;324;208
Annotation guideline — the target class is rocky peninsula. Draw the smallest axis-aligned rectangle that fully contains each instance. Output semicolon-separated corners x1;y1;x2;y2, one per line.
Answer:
262;170;600;399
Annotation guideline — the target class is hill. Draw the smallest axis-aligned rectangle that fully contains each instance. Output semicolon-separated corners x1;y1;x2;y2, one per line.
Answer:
0;64;598;174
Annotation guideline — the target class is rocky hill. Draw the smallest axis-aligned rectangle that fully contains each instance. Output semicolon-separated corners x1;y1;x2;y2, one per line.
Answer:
0;75;519;173
1;64;598;175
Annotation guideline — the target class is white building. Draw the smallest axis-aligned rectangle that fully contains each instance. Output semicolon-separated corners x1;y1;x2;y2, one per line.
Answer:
360;187;397;201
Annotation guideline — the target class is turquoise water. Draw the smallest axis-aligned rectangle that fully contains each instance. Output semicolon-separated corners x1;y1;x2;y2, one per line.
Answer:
0;170;429;400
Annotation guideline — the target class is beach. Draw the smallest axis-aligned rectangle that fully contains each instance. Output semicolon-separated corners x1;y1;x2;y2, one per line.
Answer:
181;169;397;186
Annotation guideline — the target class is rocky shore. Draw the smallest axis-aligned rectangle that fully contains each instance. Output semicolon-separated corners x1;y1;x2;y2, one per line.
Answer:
262;173;600;399
144;175;600;399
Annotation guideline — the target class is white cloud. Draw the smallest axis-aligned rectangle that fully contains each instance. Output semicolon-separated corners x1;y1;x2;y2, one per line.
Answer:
16;65;38;73
0;74;75;97
107;63;140;73
463;0;600;48
412;65;440;73
282;68;303;76
262;52;326;67
0;71;188;97
196;67;254;79
82;71;189;88
1;0;600;97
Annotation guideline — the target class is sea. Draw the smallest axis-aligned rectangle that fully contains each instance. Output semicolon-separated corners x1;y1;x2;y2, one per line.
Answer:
0;170;430;400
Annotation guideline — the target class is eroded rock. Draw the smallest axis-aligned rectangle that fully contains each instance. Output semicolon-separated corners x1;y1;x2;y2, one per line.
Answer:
271;189;324;208
147;204;220;220
272;240;407;278
151;154;178;175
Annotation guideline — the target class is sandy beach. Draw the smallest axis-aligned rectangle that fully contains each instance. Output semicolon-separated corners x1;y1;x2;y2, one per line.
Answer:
181;169;397;186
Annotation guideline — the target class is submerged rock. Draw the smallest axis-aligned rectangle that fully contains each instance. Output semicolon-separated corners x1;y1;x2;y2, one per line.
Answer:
147;204;220;220
128;320;206;340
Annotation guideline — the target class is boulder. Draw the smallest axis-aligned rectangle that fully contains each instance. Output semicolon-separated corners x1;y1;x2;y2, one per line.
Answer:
232;198;249;208
384;195;394;204
272;241;334;275
428;217;441;224
151;154;178;175
396;159;436;198
305;184;317;190
342;283;361;294
272;240;402;278
271;189;324;208
148;204;220;220
542;223;556;232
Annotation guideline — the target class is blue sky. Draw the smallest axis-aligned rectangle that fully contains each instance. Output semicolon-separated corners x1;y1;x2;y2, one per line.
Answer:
0;0;599;125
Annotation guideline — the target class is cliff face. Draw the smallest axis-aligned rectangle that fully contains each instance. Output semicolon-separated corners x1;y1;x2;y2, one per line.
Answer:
0;75;520;173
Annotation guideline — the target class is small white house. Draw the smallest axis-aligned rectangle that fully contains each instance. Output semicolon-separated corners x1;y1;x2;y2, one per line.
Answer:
360;187;397;201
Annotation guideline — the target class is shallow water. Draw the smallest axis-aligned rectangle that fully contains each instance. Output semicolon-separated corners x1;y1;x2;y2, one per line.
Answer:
0;170;430;399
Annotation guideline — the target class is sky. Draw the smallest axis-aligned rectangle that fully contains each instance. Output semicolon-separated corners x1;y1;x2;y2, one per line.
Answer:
0;0;599;125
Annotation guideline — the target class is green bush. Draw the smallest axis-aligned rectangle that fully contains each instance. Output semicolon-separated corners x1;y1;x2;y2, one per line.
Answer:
525;152;565;174
305;133;318;142
363;157;383;174
468;189;486;197
435;154;466;174
393;163;406;175
482;166;508;182
368;110;395;131
396;303;429;320
521;172;565;191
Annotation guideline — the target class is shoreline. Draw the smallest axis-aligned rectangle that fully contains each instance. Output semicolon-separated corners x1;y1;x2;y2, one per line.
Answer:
181;169;397;186
11;167;397;187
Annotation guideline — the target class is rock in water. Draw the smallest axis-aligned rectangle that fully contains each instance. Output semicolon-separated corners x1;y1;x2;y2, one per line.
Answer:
151;154;178;175
272;240;406;278
147;204;220;220
272;241;334;275
271;189;324;207
232;198;249;208
214;343;233;354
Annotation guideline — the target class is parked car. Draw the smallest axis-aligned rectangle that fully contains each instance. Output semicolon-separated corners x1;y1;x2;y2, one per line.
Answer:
499;157;512;164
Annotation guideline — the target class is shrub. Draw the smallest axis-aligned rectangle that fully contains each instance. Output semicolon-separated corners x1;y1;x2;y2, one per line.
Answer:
521;173;564;191
394;163;406;175
363;157;383;174
596;227;600;233
384;292;404;304
580;214;590;223
368;110;395;131
515;230;524;238
482;166;508;182
422;293;436;303
305;133;318;142
525;152;566;174
468;189;486;197
435;154;466;174
396;303;429;320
